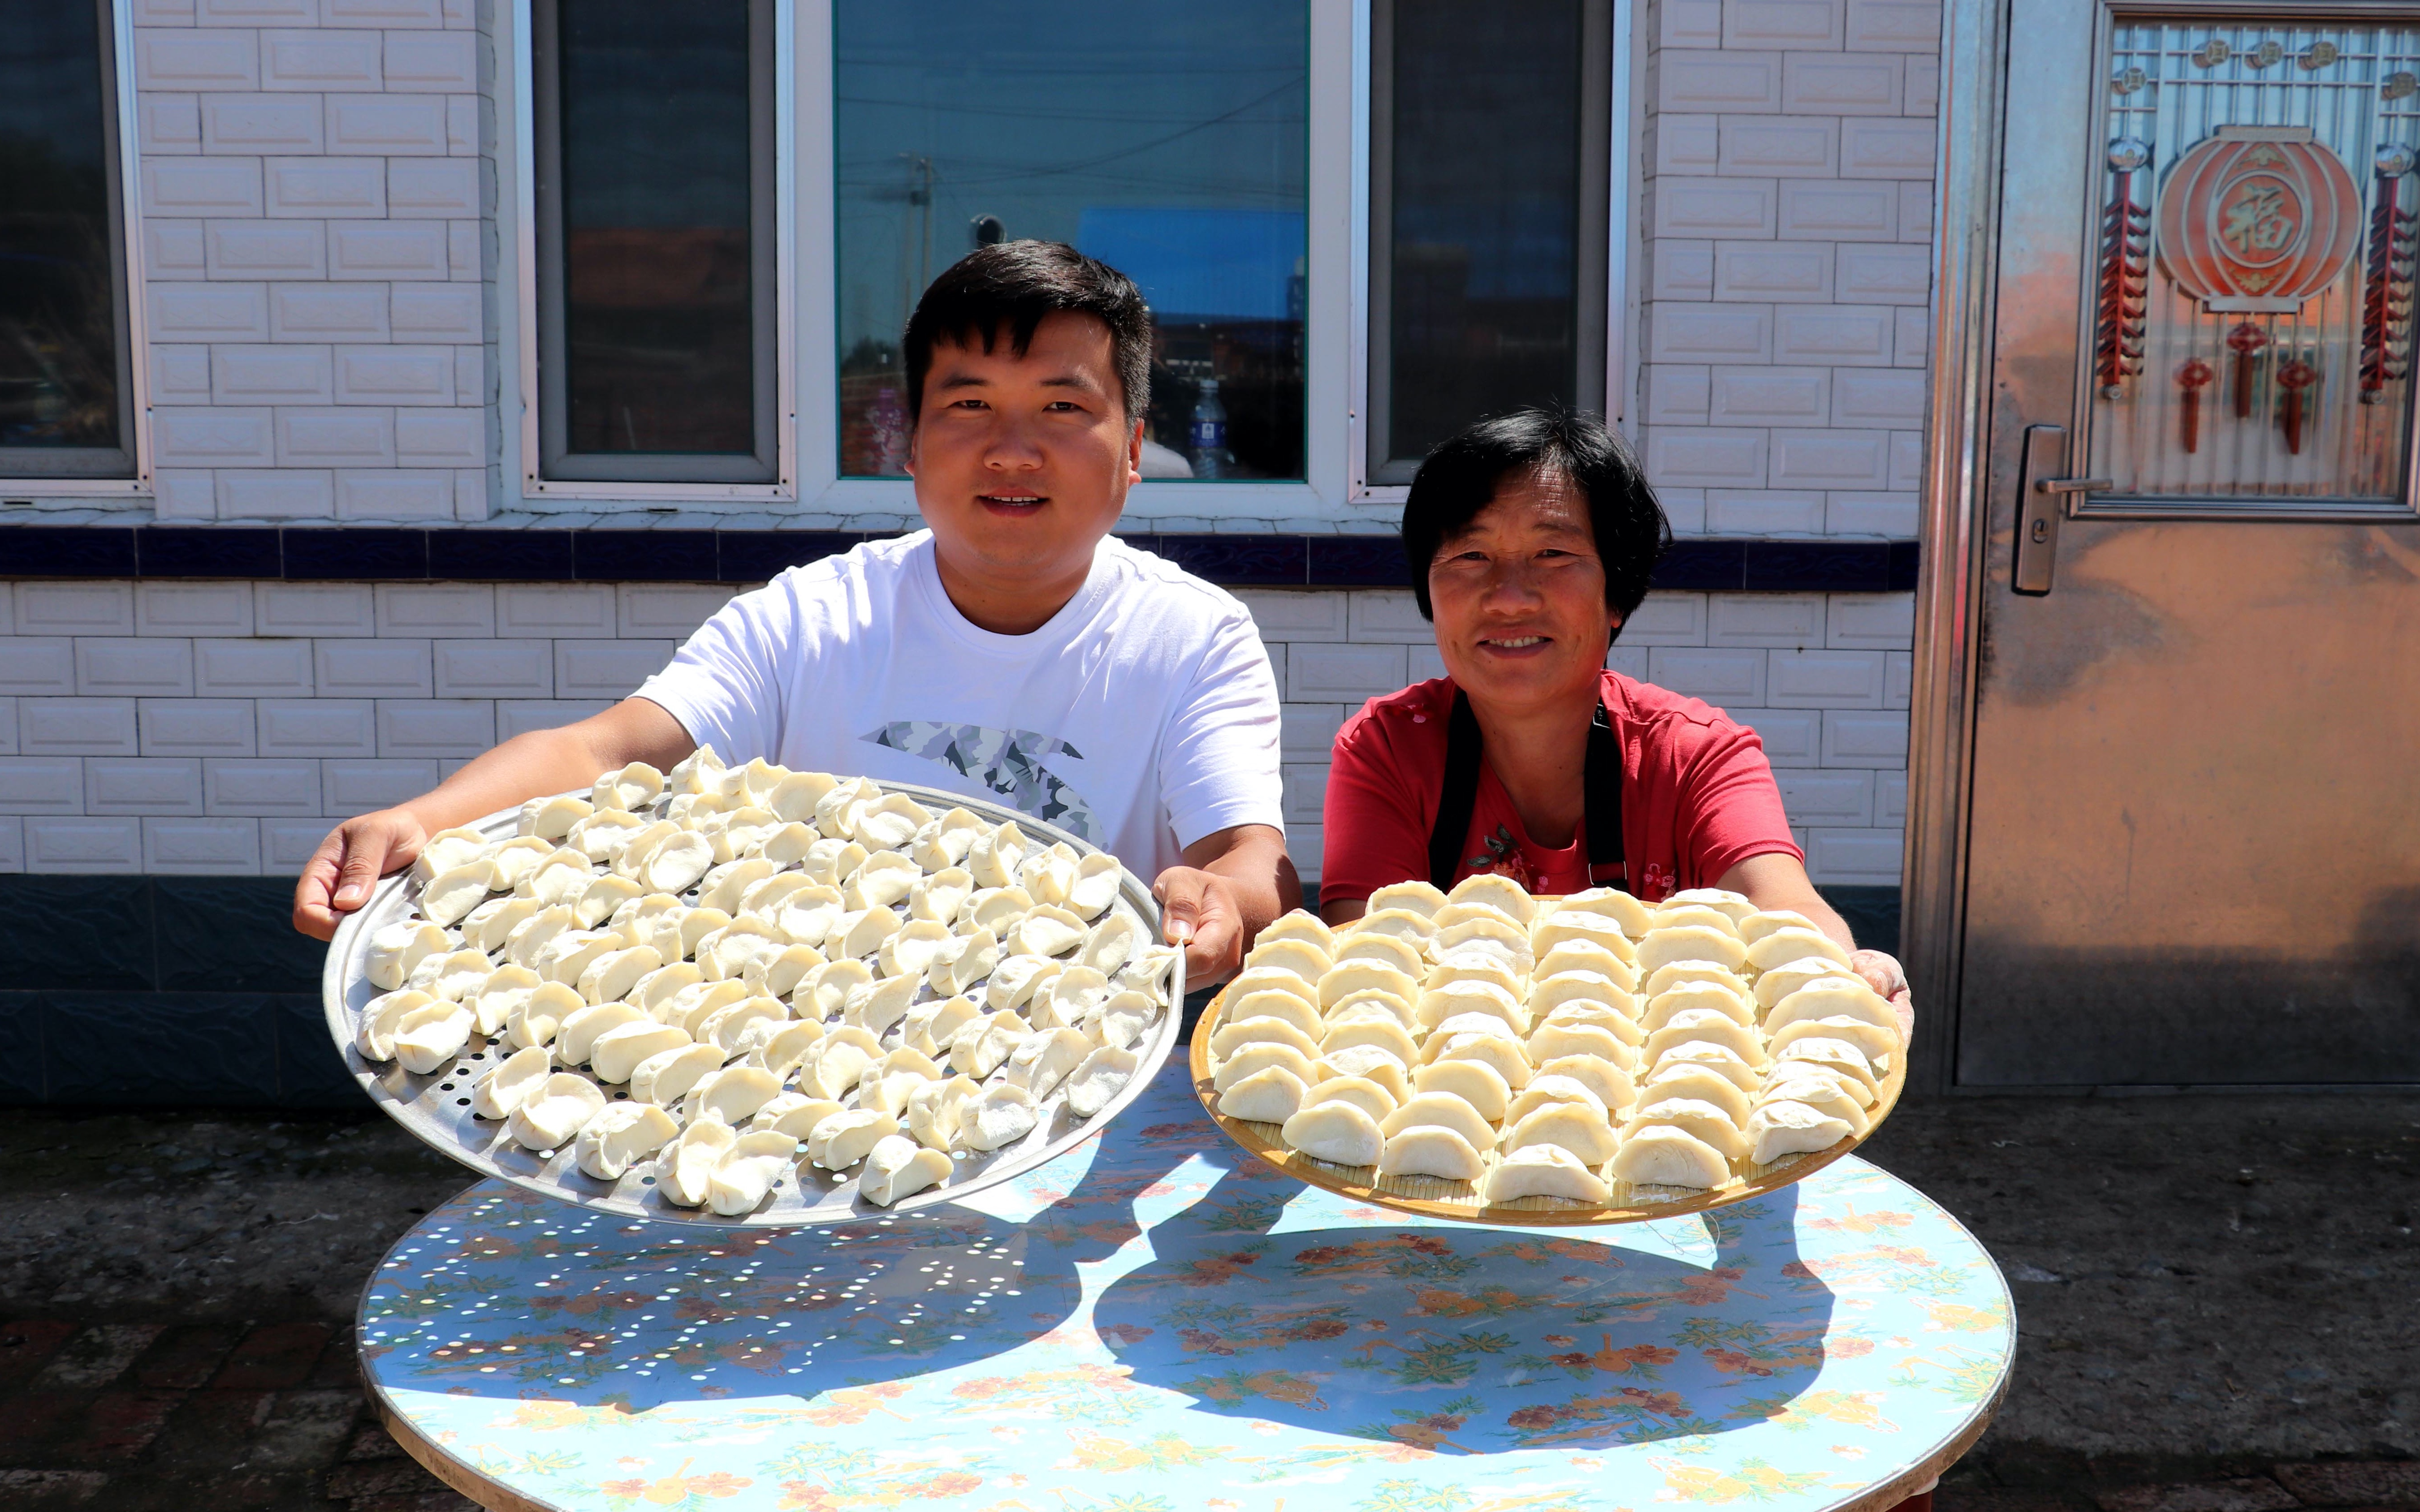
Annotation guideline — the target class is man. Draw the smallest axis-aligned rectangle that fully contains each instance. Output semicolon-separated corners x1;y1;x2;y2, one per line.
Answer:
294;241;1297;985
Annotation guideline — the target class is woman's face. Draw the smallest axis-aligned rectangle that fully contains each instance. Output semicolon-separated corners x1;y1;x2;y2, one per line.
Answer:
1426;469;1620;712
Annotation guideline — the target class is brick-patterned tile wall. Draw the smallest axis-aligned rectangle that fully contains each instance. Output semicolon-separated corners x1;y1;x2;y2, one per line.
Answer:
0;582;1910;887
1638;0;1940;538
132;0;493;524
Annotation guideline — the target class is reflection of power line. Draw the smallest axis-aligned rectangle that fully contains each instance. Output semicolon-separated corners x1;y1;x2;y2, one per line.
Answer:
836;94;1305;125
887;77;1305;189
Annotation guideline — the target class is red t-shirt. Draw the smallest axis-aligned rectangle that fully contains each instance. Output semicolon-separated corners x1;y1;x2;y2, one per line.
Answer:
1320;671;1803;906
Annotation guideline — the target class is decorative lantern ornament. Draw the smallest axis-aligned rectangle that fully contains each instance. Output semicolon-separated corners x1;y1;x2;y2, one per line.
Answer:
2276;358;2317;453
2156;126;2364;313
2226;321;2269;418
2177;358;2215;452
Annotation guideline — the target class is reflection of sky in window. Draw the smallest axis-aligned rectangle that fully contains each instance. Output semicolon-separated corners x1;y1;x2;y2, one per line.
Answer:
0;3;105;170
835;0;1307;346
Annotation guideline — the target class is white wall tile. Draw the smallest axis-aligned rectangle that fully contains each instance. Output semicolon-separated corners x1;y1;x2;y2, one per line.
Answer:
324;0;445;22
1285;643;1408;702
147;222;208;276
86;757;206;815
1839;117;1936;178
382;30;478;90
333;343;454;403
1769;428;1894;489
1654;115;1720;175
140;698;259;756
1662;0;1723;46
141;92;203;155
256;583;375;636
375;698;494;757
1732;707;1822;766
144;815;265;874
16;582;136;635
194;637;315;695
497;584;615;638
1605;645;1650;681
1827;592;1915;649
136;30;261;90
555;641;674;699
394;408;483;465
316;638;434;696
154;470;221;521
1406;644;1446;683
388;157;480;217
257;697;378;757
445;219;480;280
1772;306;1897;365
1617;592;1710;647
75;639;196;697
263;817;331;872
1652;177;1779;238
202;93;324;153
1776;769;1876;825
24;817;144;873
1827;491;1918;536
1717;117;1839;179
1775;180;1897;241
1830;367;1927;427
265;155;387;216
1644;364;1712;425
0;758;84;814
1280;761;1327;826
494;700;615;741
134;0;199;25
432;639;550;697
0;639;77;696
217;468;337;518
617;585;734;638
1876;769;1908;825
1708;366;1828;423
0;816;18;870
0;695;14;754
1658;50;1782;111
269;281;390;340
19;699;140;756
1707;594;1824;646
1820;709;1909;767
205;757;326;814
151;281;273;342
259;28;382;89
336;469;454;520
1835;243;1932;306
1644;428;1767;489
1768;648;1888;707
322;758;438;815
212;342;334;403
155;405;277;466
324;220;449;282
1885;650;1911;709
1649;240;1716;300
143;156;267;219
1646;647;1766;708
1280;702;1345;761
1706;490;1827;534
375;582;494;637
1725;0;1843;47
1649;303;1772;363
199;0;315;19
1805;826;1904;884
1845;0;1940;48
1781;52;1902;114
1344;590;1432;644
1233;589;1348;642
325;93;449;153
390;282;481;340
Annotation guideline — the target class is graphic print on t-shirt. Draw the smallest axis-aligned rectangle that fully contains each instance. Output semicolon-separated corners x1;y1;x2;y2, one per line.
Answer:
864;719;1102;842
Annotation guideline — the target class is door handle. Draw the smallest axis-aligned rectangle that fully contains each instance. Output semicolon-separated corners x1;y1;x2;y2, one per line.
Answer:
2012;425;2094;594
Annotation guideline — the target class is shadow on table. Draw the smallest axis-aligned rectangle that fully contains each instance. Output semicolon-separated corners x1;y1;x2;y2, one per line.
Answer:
1089;1159;1839;1455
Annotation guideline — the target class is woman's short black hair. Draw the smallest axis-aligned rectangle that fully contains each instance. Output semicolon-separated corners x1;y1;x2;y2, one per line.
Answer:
904;240;1153;423
1400;406;1671;627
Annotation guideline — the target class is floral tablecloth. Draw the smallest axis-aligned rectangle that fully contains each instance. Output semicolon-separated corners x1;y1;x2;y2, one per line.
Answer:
362;1060;2013;1512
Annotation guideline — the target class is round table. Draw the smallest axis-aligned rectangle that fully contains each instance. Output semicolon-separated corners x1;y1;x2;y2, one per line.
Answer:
361;1061;2013;1512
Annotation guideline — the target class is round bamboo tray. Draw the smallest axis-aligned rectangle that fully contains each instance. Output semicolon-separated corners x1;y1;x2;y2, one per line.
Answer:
1188;977;1906;1228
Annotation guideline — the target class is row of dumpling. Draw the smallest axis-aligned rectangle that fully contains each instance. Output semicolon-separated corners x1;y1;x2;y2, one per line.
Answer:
1207;877;1900;1202
358;755;1172;1209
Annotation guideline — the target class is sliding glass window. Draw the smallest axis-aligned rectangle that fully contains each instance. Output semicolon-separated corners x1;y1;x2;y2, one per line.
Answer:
533;0;778;482
834;0;1309;481
0;0;133;479
1370;0;1610;483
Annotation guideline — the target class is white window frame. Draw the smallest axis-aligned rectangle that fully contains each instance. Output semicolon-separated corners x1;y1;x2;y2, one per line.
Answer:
504;0;799;504
1345;0;1643;506
494;0;1635;524
0;0;151;499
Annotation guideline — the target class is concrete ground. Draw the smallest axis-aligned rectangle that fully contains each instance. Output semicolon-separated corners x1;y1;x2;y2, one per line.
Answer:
0;1091;2411;1510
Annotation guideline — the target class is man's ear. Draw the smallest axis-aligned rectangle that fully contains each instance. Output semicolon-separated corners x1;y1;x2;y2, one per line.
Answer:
1126;417;1144;488
901;423;918;478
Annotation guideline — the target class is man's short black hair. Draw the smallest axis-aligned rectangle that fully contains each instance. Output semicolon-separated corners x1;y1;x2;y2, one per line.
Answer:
1400;406;1671;629
903;240;1153;424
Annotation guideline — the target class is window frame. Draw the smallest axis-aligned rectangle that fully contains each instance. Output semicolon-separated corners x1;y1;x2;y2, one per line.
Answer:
0;0;149;495
514;0;798;500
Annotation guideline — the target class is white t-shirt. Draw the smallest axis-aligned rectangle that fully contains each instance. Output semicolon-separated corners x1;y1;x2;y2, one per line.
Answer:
634;530;1284;881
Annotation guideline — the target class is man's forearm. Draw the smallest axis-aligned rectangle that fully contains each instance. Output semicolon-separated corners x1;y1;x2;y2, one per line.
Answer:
401;698;695;835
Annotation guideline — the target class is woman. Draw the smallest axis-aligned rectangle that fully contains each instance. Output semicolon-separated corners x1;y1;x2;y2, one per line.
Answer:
1319;407;1909;1013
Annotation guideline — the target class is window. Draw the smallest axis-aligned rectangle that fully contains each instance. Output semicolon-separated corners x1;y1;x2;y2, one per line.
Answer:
0;0;134;479
1368;0;1611;484
532;0;779;483
832;0;1310;481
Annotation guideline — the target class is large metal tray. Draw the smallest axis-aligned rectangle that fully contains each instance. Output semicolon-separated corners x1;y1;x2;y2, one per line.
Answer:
322;780;1182;1227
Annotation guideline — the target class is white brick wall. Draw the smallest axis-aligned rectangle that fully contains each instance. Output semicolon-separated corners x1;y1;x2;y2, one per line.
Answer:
0;581;1907;883
132;6;491;523
1638;0;1937;540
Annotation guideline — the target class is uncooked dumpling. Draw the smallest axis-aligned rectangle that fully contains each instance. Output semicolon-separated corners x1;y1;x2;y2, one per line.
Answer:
1536;939;1638;991
707;1131;799;1216
1081;913;1143;977
590;1022;694;1085
470;1044;552;1120
574;1101;677;1181
1756;1075;1869;1136
1486;1144;1611;1204
1768;1015;1897;1063
1504;1074;1608;1126
685;1064;782;1126
1540;1001;1643;1044
841;974;917;1036
1444;872;1535;926
1226;989;1324;1039
1320;962;1420;1011
1245;937;1329;985
1652;904;1740;937
948;1011;1031;1079
1635;926;1749;977
1530;910;1637;962
1504;1103;1620;1164
1642;981;1755;1032
1412;1058;1512;1122
1643;1012;1765;1068
391;1001;473;1075
1325;989;1417;1030
1747;925;1854;974
985;952;1062;1012
1007;905;1090;960
1209;1016;1320;1063
808;1108;899;1169
507;980;581;1051
657;1118;738;1205
1662;887;1754;922
1307;1075;1398;1123
366;922;450;992
1320;1017;1419;1066
1005;1027;1092;1100
1611;1124;1731;1189
1415;980;1524;1034
1367;880;1446;919
1016;844;1079;907
1529;971;1632;1019
1746;1100;1856;1164
764;1096;848;1143
629;1042;724;1106
964;1083;1041;1150
1423;1032;1531;1093
1639;1064;1753;1124
519;793;592;840
1038;965;1111;1031
1772;1037;1879;1101
1083;985;1158;1053
795;959;873;1021
1212;1042;1319;1094
1333;931;1423;977
861;1135;955;1206
1628;1097;1751;1160
1431;915;1533;971
554;1001;643;1065
1317;1046;1411;1101
640;831;713;894
1640;960;1746;1001
506;1073;606;1153
1524;1022;1626;1067
1737;908;1820;945
926;927;999;999
1764;982;1900;1042
902;995;981;1059
1063;1047;1138;1117
904;1075;978;1149
1427;950;1523;998
1377;1125;1486;1181
1650;1040;1763;1093
419;863;494;929
1279;1100;1383;1167
1255;909;1335;956
842;851;920;911
852;792;932;851
1216;1065;1309;1124
1376;1092;1495;1152
1552;886;1654;937
964;821;1026;888
1538;1054;1636;1113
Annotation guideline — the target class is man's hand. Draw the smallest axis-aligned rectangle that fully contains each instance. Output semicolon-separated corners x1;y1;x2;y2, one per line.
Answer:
1153;864;1249;989
294;807;430;941
1851;947;1915;1045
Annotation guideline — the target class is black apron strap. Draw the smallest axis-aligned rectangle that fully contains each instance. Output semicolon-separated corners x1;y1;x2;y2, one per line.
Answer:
1427;691;1486;889
1426;689;1628;891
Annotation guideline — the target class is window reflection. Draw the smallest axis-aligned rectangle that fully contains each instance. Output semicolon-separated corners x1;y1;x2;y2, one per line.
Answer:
548;0;768;467
835;0;1309;480
0;0;121;459
1374;0;1605;480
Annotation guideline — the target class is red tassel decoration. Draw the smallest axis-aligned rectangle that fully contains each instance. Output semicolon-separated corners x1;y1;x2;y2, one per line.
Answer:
2277;359;2316;453
2227;322;2269;418
2096;139;2152;399
2178;358;2214;452
2360;144;2416;402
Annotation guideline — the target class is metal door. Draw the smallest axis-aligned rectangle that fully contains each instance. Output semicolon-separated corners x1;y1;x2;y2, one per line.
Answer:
1946;4;2420;1087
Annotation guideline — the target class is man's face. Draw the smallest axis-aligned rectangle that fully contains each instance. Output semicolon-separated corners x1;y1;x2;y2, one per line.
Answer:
1426;469;1620;711
907;311;1142;586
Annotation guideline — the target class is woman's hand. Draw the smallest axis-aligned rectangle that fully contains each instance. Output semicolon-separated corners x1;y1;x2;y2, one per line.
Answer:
1851;948;1915;1045
293;808;430;941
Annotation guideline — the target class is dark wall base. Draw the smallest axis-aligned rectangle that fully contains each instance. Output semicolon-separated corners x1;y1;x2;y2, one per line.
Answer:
0;875;1906;1108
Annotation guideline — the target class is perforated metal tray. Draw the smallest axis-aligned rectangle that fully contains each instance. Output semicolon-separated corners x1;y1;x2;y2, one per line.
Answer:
322;780;1182;1227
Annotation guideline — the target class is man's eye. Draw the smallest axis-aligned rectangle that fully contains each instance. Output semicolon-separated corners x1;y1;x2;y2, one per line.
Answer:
1045;400;1082;412
950;398;988;410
